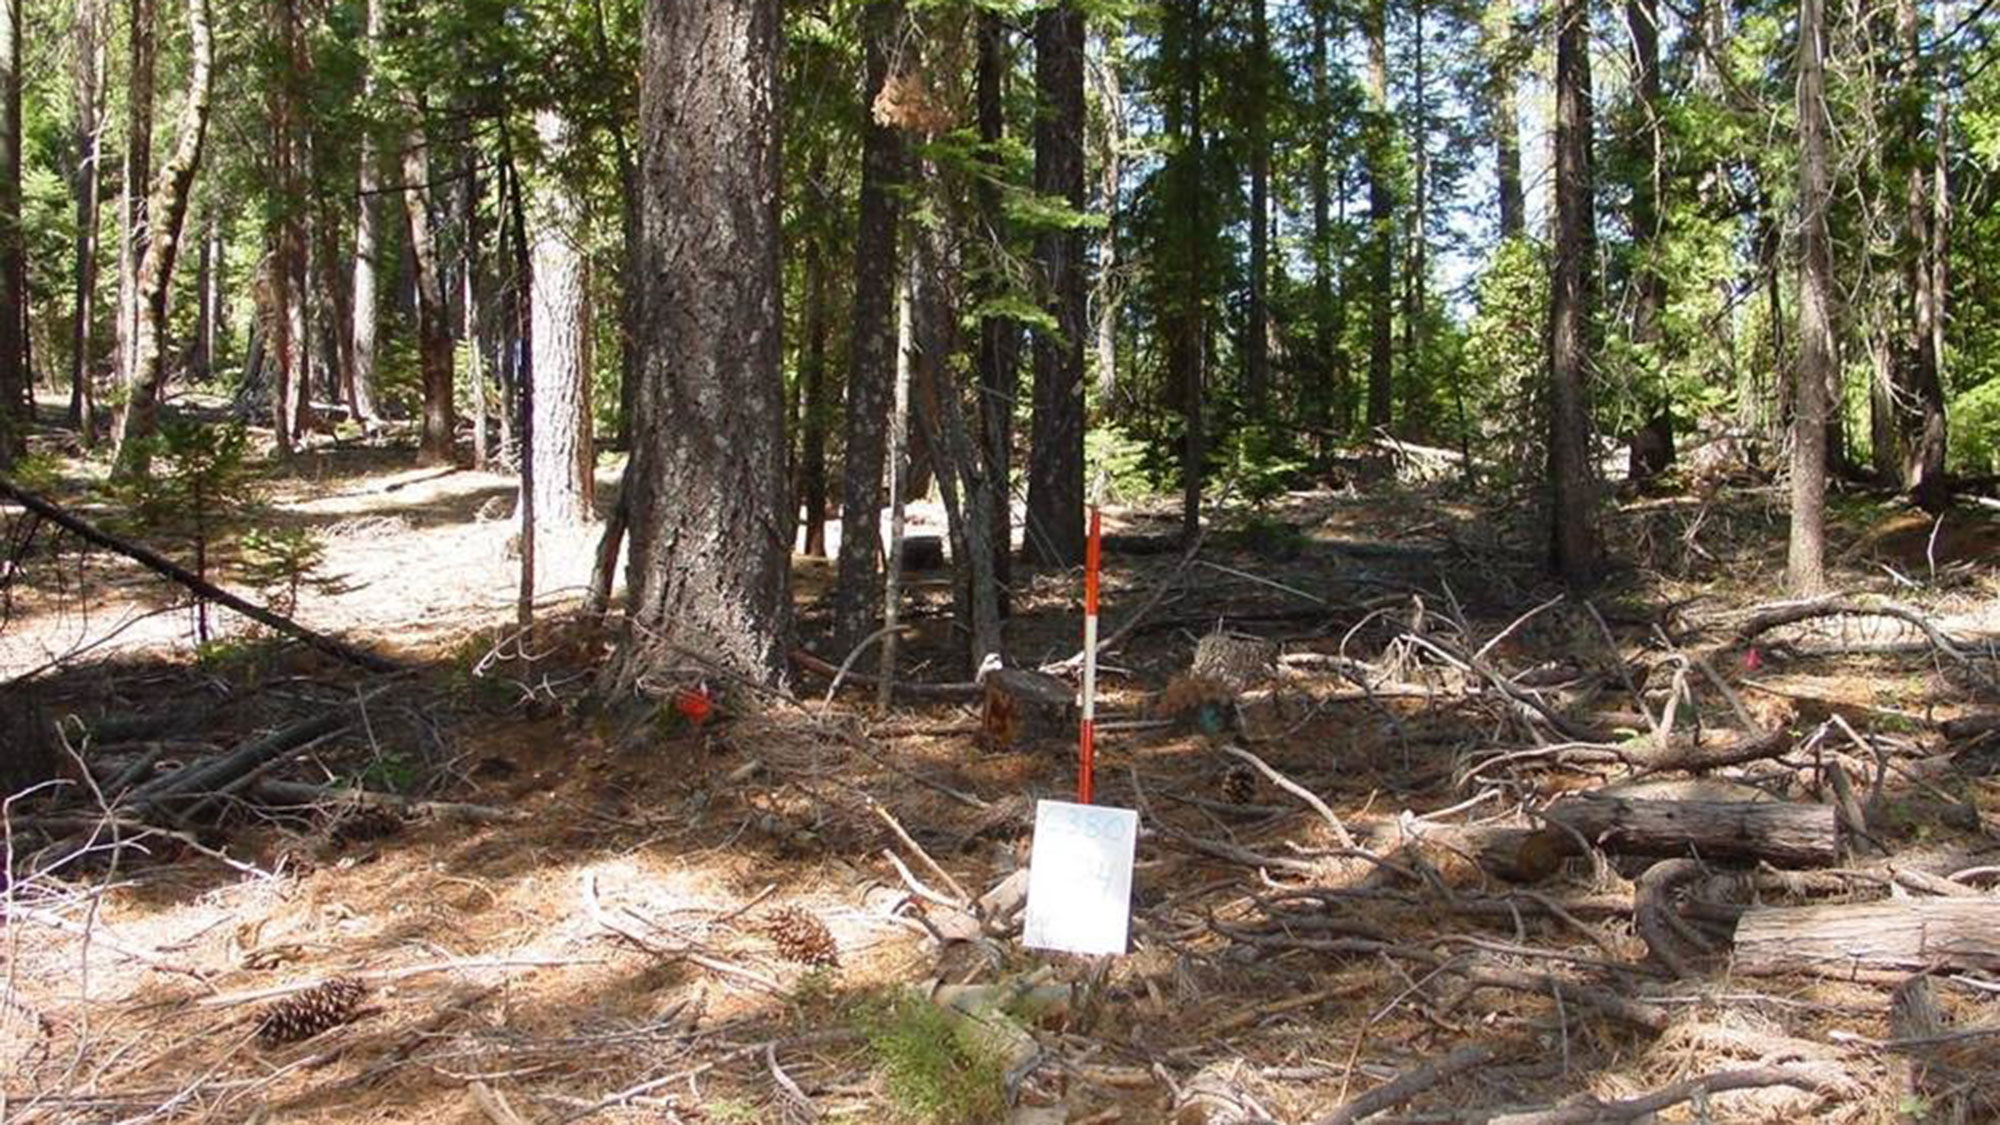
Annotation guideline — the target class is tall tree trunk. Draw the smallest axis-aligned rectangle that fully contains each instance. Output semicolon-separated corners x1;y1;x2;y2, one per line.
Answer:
348;0;382;424
1404;0;1428;401
607;0;789;690
1244;0;1269;420
528;109;595;528
403;118;457;466
1626;0;1672;475
1789;0;1831;594
1548;0;1601;586
110;0;213;464
0;0;23;468
1490;0;1525;239
462;152;487;468
1311;0;1335;436
1170;0;1206;544
1364;0;1393;430
190;209;213;380
67;0;106;439
1026;0;1087;567
587;0;640;453
1089;28;1123;407
797;167;831;557
832;0;908;649
114;0;155;401
975;9;1017;612
1895;0;1947;510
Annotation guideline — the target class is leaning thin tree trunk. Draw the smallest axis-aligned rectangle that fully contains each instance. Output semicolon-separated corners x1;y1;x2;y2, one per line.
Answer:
110;0;213;465
402;118;457;466
527;108;595;528
605;0;790;691
1789;0;1831;594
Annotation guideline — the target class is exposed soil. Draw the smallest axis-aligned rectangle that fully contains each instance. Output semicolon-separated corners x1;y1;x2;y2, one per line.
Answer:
5;424;2000;1124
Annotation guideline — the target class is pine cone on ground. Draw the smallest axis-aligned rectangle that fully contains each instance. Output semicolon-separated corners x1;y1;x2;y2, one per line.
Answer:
762;906;840;969
1220;764;1259;806
256;976;366;1047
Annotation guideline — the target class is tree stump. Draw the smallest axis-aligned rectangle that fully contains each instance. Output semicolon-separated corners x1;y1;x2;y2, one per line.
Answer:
902;534;945;571
981;668;1076;752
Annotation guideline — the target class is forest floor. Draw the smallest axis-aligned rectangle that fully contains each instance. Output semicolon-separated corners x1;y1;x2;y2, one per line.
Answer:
5;413;2000;1124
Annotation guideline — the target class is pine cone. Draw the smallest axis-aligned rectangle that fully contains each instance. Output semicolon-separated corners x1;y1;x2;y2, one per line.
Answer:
256;976;366;1047
762;906;840;969
1220;764;1259;806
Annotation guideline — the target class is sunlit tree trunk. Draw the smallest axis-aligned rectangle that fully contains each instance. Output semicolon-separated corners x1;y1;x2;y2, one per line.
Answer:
347;0;382;424
528;109;595;528
796;157;831;558
1244;0;1269;420
1789;0;1831;594
66;0;106;439
606;0;790;690
1895;0;1947;509
975;9;1018;611
114;0;155;403
1548;0;1601;585
1489;0;1524;240
111;0;213;465
1027;0;1087;566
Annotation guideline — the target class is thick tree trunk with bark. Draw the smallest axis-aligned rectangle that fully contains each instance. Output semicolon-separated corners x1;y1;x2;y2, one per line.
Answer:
1789;0;1831;594
1894;0;1948;511
1026;0;1087;567
1735;900;2000;976
528;110;595;528
1363;0;1393;430
607;0;790;689
1626;0;1672;479
1168;0;1206;544
797;185;831;558
1548;0;1601;586
832;0;908;649
67;0;107;440
1310;0;1340;434
0;0;23;469
1545;795;1839;867
110;0;213;464
403;122;457;466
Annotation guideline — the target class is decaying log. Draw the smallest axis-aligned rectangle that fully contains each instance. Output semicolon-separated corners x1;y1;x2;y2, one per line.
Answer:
1734;899;2000;977
1627;726;1792;775
0;478;403;675
127;705;360;814
1544;794;1838;867
981;668;1076;751
1361;819;1574;884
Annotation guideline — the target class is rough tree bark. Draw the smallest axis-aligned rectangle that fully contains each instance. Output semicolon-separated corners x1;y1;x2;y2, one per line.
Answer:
1363;0;1393;430
110;0;213;465
796;161;831;557
1490;0;1525;240
605;0;790;690
402;118;457;466
1548;0;1602;586
1626;0;1673;479
832;0;908;649
1026;0;1087;567
1244;0;1268;421
113;0;155;401
975;9;1018;608
66;0;107;440
1789;0;1831;595
0;0;23;469
527;109;595;528
1894;0;1947;511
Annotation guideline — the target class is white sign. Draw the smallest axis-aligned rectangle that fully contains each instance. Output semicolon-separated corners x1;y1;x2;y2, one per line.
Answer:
1022;799;1138;956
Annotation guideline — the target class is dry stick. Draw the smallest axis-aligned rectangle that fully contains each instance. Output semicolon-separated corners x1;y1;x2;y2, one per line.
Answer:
1218;744;1357;849
577;873;781;993
0;478;403;674
1401;632;1606;742
1484;1065;1843;1124
1308;1043;1494;1125
194;957;603;1007
1737;597;2000;692
556;1030;861;1122
868;802;971;903
468;1081;530;1125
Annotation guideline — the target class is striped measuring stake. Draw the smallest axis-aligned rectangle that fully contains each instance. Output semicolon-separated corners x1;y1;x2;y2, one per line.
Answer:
1078;500;1103;804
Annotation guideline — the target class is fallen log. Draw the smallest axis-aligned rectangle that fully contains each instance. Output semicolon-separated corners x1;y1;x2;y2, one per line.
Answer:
1481;1065;1845;1124
0;478;403;675
1543;794;1838;867
128;705;359;814
250;779;522;825
1308;1044;1493;1125
1627;726;1792;775
1360;820;1574;884
1734;899;2000;976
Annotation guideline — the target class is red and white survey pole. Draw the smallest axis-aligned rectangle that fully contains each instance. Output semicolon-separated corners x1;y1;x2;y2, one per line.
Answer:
1078;487;1104;805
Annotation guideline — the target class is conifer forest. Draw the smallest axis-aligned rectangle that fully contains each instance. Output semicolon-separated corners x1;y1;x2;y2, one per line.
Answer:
5;0;2000;1116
